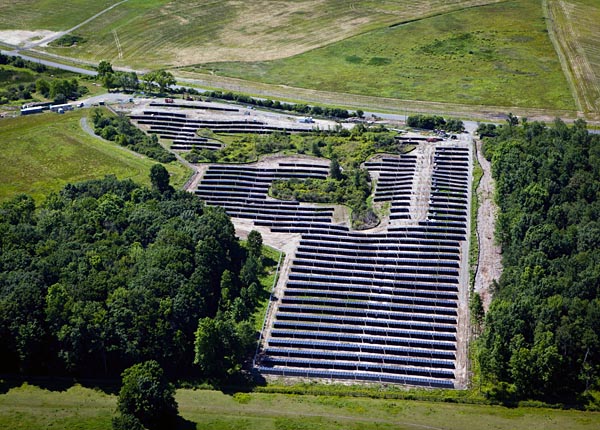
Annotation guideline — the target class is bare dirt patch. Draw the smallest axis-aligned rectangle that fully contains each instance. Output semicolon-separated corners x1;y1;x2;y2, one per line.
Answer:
0;29;60;46
474;138;502;310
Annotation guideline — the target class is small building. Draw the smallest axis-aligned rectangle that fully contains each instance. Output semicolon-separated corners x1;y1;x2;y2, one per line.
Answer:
21;101;53;110
50;103;74;112
20;106;44;115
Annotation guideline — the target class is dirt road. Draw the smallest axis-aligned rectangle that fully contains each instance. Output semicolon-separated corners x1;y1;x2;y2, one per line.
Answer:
474;138;502;310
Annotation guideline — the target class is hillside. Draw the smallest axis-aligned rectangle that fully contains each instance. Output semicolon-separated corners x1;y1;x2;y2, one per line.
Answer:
0;109;189;202
3;0;595;114
185;0;574;110
21;0;507;66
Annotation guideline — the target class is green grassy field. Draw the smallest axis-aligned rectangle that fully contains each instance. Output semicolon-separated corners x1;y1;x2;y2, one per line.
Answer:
185;0;573;110
0;0;117;31
469;147;484;286
1;0;586;113
1;383;599;430
39;0;506;68
0;109;190;202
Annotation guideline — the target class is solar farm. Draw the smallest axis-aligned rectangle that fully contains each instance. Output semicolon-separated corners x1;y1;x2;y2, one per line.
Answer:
129;99;472;388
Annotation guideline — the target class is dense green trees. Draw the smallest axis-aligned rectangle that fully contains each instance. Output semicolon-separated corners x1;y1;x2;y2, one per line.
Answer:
142;70;176;94
96;60;139;92
477;119;600;403
201;90;353;119
407;114;464;132
150;164;174;194
32;77;87;103
407;114;446;130
0;175;265;381
97;60;114;79
0;53;87;104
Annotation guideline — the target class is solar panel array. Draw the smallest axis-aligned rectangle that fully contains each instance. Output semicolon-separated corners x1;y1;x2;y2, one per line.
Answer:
365;155;417;221
195;161;335;225
193;144;471;387
130;109;316;152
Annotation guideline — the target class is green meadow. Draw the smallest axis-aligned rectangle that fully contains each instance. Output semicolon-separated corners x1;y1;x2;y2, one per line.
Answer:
0;0;117;31
1;383;599;430
0;109;190;202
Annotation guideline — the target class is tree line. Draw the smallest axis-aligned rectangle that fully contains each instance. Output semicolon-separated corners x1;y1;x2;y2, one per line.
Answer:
94;59;360;120
201;90;354;119
97;61;176;94
476;118;600;405
0;173;266;382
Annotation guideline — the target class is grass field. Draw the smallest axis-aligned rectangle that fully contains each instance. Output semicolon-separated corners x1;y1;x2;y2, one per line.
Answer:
469;148;483;286
39;0;506;68
1;383;599;430
185;0;573;110
0;0;117;31
545;0;600;112
0;109;190;202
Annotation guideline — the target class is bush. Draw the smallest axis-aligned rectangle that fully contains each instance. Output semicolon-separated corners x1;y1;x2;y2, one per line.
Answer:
50;34;86;47
114;361;178;430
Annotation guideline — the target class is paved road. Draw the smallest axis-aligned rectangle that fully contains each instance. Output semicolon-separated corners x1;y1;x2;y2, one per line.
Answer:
0;49;97;76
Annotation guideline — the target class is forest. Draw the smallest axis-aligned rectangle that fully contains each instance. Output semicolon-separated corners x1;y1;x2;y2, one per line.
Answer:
476;119;600;404
0;172;265;381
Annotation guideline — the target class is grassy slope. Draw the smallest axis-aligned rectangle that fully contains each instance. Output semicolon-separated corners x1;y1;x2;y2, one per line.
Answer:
469;146;484;286
1;384;599;430
0;109;189;202
39;1;506;68
187;0;573;110
0;0;117;30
